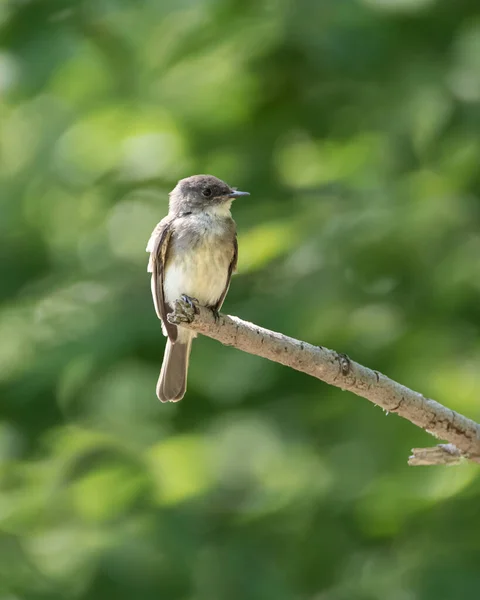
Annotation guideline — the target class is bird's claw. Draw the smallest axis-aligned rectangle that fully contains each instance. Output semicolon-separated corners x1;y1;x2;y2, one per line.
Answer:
169;295;199;325
211;308;220;324
180;295;199;313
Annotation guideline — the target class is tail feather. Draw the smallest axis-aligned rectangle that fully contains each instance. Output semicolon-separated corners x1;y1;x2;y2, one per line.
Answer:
157;334;193;402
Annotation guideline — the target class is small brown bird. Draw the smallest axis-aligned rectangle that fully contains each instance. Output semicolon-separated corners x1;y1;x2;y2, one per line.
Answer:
146;174;249;402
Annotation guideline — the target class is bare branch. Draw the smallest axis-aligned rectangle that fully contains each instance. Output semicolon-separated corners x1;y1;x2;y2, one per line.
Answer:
168;298;480;466
408;444;464;466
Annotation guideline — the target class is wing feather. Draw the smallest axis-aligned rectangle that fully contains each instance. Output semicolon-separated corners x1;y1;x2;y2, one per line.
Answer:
213;234;238;312
147;217;178;343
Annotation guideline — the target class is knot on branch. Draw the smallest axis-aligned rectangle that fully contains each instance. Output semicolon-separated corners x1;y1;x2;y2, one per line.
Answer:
337;353;351;376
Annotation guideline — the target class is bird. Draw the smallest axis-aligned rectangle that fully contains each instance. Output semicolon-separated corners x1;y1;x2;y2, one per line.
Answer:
146;174;249;402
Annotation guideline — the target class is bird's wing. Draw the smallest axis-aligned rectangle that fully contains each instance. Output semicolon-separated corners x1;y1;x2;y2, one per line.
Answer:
147;217;178;343
213;233;238;313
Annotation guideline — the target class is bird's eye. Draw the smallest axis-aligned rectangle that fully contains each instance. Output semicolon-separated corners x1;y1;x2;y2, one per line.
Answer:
202;187;212;198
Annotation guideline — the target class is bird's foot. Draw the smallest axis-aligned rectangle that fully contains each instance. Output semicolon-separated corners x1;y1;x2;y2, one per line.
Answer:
168;295;199;325
181;295;199;313
211;308;221;324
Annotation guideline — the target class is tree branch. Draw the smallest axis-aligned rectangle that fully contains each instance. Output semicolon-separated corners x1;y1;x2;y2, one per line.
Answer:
168;298;480;466
408;444;464;466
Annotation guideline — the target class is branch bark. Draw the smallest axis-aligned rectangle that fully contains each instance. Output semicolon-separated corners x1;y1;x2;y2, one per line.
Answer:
168;298;480;466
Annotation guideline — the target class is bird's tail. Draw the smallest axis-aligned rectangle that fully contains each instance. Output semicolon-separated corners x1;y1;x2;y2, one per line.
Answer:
157;330;193;402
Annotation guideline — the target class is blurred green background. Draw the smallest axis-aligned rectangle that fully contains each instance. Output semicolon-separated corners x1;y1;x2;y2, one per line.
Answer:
1;0;480;598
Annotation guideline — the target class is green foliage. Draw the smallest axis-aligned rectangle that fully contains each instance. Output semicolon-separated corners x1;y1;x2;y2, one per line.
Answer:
1;0;480;598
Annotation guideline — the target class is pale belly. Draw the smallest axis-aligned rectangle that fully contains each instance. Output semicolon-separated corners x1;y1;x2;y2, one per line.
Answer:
163;243;231;308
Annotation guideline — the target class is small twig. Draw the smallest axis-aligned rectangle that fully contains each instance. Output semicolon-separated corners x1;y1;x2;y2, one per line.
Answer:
408;444;465;466
168;299;480;466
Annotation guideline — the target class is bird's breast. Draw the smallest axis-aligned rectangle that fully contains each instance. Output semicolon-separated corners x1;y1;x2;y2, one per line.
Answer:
163;216;234;307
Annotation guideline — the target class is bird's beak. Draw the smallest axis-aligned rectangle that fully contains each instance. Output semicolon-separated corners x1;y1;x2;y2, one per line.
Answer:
228;189;250;198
